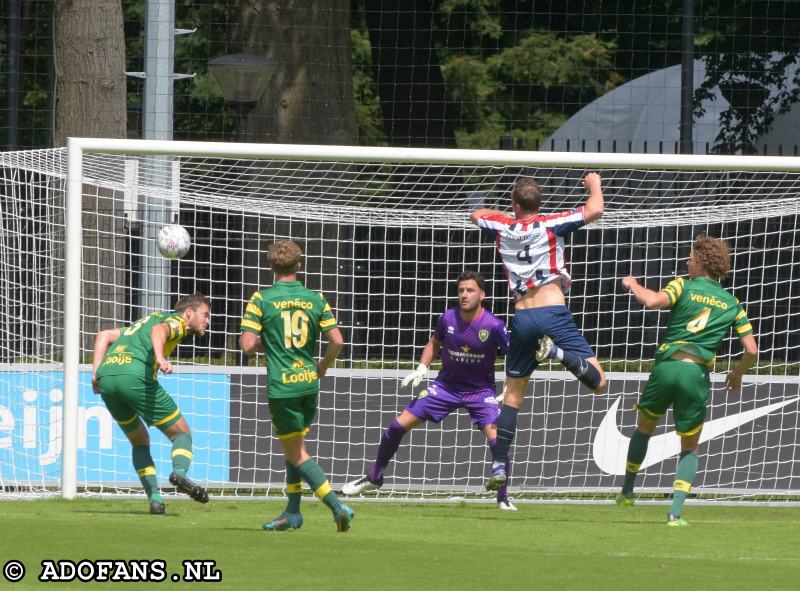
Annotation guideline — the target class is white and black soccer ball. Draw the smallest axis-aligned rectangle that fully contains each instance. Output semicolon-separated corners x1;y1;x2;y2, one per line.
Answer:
157;224;191;259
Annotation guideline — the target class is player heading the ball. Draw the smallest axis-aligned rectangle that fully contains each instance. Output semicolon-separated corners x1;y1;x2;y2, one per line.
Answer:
617;235;758;525
470;173;607;492
342;271;516;510
240;239;354;532
92;292;212;515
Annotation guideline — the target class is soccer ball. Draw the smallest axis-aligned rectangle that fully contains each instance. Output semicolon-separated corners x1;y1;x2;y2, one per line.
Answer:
157;224;191;259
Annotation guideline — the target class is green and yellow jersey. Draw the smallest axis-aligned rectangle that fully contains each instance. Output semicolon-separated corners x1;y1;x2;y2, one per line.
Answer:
96;311;188;382
241;280;337;398
656;276;753;367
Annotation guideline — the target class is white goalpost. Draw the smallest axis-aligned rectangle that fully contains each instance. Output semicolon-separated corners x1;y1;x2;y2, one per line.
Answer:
0;138;798;503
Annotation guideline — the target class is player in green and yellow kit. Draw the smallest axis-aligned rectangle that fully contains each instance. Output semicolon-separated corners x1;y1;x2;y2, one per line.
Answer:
92;292;212;515
239;240;354;532
616;235;758;525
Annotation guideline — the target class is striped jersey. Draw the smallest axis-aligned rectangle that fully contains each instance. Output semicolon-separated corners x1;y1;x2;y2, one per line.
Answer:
656;276;753;366
475;207;587;299
95;311;187;382
240;280;337;398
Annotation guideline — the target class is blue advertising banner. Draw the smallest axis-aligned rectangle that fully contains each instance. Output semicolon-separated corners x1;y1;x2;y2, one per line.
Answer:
0;371;230;485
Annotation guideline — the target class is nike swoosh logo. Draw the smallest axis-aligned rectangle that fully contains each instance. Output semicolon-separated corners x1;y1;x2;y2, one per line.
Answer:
592;395;800;475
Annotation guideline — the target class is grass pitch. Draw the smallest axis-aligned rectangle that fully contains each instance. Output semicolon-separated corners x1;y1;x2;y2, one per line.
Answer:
1;499;798;590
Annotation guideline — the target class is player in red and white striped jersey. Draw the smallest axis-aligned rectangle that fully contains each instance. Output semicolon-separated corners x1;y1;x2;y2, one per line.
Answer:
469;173;607;491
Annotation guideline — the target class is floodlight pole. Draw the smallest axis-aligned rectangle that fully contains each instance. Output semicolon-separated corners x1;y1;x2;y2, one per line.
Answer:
679;0;695;154
140;0;178;315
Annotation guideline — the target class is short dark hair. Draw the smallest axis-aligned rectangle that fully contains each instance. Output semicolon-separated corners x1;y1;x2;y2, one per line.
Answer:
457;270;485;292
175;292;211;313
511;178;542;214
268;240;303;275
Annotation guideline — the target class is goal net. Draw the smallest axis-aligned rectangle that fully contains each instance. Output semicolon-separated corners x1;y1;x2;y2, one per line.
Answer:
1;140;798;502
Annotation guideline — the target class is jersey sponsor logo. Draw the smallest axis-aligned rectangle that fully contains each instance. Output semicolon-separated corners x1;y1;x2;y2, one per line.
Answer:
280;367;318;385
102;353;133;366
478;329;489;342
447;326;455;334
291;359;305;369
446;348;485;362
272;299;313;310
592;396;800;475
689;293;729;309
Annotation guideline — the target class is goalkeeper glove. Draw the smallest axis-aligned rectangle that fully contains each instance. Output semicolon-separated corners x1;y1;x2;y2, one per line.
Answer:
401;363;428;388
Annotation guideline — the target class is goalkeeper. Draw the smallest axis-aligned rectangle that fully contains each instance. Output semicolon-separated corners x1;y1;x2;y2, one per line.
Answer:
342;271;516;510
92;292;212;515
617;235;758;525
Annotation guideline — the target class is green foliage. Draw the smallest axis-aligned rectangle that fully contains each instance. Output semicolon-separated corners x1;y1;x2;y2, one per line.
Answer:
123;0;233;140
351;29;388;146
10;0;800;153
440;29;622;148
439;0;502;40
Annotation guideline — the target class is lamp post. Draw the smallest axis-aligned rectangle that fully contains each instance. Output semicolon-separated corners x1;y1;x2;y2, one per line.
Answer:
208;53;277;141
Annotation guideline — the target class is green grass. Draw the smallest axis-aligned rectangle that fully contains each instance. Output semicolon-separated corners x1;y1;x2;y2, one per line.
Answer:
1;499;799;590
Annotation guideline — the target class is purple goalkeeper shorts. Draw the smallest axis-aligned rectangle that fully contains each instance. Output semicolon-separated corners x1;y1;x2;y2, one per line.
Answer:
405;380;500;428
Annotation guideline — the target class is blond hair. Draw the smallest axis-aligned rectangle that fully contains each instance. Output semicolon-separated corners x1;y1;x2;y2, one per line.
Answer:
268;240;302;275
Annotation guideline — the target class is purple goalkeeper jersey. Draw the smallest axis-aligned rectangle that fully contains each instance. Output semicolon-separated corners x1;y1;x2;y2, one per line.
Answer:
433;307;509;393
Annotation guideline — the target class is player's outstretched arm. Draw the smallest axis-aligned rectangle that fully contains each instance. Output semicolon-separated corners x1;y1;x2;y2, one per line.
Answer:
582;172;604;223
469;209;508;225
318;327;344;378
621;276;670;309
150;323;173;374
726;333;758;394
401;337;440;388
91;328;120;392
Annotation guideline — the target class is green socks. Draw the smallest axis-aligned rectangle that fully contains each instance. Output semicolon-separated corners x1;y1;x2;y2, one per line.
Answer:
622;430;651;494
132;445;161;502
170;432;193;476
285;461;302;514
670;450;699;517
296;459;340;513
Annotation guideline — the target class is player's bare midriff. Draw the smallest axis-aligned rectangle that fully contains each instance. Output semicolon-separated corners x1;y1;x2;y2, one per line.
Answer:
514;282;566;310
670;350;705;365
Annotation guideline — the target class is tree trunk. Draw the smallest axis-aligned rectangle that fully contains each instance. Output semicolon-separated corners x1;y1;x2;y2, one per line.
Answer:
53;0;127;145
229;0;357;145
226;1;357;361
54;0;128;355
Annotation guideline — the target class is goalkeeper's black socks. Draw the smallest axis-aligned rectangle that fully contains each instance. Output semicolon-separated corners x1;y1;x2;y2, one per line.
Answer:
622;430;651;494
493;405;519;467
550;345;602;390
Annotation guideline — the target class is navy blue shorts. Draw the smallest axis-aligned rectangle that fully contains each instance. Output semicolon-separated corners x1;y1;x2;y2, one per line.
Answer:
506;305;595;378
